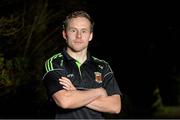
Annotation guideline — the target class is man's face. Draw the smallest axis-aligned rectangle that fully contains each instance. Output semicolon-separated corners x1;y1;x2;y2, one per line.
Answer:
63;17;93;52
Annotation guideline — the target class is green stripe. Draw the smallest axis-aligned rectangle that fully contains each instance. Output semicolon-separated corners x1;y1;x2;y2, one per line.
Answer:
48;58;52;71
45;59;51;72
45;61;48;72
75;60;81;69
45;53;62;72
49;58;53;71
60;60;63;67
75;60;82;77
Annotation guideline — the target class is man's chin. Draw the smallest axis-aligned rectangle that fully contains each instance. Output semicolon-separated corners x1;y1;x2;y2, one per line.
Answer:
72;47;85;52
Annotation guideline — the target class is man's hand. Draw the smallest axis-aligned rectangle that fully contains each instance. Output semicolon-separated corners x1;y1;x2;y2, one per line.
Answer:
53;77;105;109
59;77;76;91
57;76;121;114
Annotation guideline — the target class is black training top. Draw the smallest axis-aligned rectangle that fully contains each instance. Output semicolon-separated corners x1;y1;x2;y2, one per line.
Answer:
42;48;122;119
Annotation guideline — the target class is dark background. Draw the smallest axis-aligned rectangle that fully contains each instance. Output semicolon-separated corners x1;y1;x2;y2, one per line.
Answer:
90;1;180;117
0;0;180;118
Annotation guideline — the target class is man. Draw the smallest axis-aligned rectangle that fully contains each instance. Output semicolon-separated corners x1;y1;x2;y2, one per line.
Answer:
42;10;122;119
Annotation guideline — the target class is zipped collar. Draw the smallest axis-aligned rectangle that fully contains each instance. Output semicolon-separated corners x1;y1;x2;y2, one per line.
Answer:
62;48;93;64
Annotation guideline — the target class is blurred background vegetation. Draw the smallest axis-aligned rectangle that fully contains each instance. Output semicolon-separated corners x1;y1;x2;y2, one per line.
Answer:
0;0;180;119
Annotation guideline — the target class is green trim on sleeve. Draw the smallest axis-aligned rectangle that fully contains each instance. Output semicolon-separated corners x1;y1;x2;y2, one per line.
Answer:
45;53;62;72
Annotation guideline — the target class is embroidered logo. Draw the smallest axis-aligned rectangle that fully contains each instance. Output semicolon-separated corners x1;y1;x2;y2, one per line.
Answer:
67;73;74;78
98;65;103;69
94;72;102;83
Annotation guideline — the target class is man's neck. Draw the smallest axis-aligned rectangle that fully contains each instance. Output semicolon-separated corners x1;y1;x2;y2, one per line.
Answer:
67;48;87;64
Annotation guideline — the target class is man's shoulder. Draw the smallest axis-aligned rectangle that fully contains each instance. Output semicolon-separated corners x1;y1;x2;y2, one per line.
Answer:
92;56;109;65
44;52;64;72
46;52;63;62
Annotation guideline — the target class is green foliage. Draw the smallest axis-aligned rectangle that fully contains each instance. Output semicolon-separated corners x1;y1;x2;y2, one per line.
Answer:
0;0;60;116
0;54;14;96
152;87;163;110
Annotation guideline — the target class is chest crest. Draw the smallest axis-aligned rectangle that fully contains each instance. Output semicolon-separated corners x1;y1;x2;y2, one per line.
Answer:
94;72;102;83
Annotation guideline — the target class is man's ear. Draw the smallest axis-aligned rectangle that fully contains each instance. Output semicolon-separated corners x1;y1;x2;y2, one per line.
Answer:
89;32;93;41
62;30;67;40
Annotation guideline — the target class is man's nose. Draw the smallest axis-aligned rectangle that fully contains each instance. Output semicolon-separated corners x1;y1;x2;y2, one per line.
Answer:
76;31;82;38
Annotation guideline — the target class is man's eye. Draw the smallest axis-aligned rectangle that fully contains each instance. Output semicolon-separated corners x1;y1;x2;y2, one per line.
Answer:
82;30;87;33
70;29;76;32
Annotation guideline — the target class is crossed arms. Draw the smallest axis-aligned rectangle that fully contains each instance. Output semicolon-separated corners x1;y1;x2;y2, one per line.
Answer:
52;77;121;114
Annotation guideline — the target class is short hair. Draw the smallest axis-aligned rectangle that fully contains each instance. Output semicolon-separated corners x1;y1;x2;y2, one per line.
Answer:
63;10;94;32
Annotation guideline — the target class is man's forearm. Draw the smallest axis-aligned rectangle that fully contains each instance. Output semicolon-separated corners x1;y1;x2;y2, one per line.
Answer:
86;94;121;114
53;88;106;109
